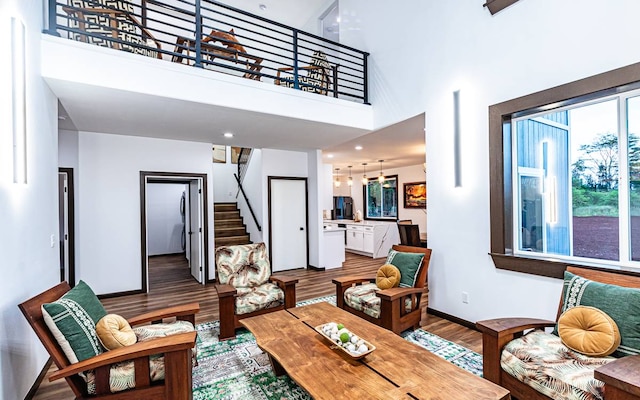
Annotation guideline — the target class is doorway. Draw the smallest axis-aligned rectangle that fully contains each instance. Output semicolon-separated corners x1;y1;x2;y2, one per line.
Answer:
268;177;308;272
140;172;209;292
58;168;75;286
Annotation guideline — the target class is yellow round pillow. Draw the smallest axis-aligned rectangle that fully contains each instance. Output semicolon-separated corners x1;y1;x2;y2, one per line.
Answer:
557;306;620;357
376;264;401;289
96;314;136;350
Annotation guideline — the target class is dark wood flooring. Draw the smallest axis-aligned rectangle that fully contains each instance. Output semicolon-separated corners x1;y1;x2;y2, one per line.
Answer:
32;252;481;400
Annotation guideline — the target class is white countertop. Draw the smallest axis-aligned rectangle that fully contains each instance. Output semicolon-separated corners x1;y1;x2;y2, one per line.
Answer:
323;227;346;232
323;219;395;226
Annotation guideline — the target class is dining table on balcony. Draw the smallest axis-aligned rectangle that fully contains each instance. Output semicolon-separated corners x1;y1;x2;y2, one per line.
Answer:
171;36;263;81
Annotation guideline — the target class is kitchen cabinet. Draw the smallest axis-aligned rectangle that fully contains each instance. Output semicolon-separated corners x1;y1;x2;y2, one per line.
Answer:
325;220;399;258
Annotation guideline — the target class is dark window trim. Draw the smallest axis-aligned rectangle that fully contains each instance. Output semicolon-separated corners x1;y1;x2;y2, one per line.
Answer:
363;174;399;221
489;62;640;279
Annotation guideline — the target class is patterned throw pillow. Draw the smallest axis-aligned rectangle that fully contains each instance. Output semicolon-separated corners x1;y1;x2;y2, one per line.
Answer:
385;250;424;288
42;280;107;363
216;243;271;288
557;271;640;357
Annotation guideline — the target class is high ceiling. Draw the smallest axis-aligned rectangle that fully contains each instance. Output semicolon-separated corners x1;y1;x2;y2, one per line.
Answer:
55;0;426;168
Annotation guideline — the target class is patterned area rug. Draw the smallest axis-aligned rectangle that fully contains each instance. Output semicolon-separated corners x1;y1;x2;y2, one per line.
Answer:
192;296;483;399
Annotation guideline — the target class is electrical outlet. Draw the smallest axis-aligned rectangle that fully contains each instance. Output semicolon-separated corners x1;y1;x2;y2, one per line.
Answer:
462;291;469;304
50;234;55;248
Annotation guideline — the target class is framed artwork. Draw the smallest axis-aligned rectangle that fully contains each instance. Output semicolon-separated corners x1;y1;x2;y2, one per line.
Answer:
404;181;426;208
231;146;242;164
212;145;226;163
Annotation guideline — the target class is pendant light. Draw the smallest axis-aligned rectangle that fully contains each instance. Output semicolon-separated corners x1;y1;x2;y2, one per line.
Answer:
334;168;341;187
361;163;368;184
378;160;385;183
347;165;353;186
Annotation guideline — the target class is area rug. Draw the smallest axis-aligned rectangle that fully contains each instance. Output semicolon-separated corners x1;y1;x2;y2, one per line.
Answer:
192;295;482;399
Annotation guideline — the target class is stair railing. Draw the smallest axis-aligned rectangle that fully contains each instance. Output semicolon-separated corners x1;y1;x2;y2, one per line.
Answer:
237;147;251;182
233;173;261;232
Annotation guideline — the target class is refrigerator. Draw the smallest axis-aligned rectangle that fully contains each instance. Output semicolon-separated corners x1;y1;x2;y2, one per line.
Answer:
333;196;353;220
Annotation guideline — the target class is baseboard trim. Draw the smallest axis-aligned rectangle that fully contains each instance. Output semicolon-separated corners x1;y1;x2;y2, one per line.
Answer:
427;307;478;331
25;358;52;400
98;289;145;299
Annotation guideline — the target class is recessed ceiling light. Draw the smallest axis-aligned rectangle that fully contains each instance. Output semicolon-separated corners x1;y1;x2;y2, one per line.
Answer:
355;145;363;150
327;154;334;158
58;115;66;121
259;4;267;10
223;132;234;138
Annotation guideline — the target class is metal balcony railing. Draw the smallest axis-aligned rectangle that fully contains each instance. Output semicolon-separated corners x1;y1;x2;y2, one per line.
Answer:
45;0;370;104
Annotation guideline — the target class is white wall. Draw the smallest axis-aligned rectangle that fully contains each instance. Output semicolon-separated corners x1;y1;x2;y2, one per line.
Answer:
71;132;215;294
340;0;640;323
0;2;60;398
147;183;186;256
212;145;239;203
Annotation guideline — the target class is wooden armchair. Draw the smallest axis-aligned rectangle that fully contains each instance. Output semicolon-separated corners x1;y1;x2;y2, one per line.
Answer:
64;0;162;59
477;267;640;400
19;282;198;400
333;245;431;335
215;243;298;340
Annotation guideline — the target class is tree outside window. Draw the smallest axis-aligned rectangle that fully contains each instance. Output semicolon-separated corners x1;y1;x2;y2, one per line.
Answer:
364;175;398;220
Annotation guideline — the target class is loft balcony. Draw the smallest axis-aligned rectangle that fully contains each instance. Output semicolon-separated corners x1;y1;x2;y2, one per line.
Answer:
44;0;369;104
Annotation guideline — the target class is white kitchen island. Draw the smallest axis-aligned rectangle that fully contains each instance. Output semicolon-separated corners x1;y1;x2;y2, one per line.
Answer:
324;220;400;258
322;227;346;269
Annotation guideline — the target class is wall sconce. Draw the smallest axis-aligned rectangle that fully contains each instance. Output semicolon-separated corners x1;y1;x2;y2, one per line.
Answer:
361;163;368;184
378;160;385;183
334;168;341;187
12;17;27;184
347;165;353;186
453;90;461;188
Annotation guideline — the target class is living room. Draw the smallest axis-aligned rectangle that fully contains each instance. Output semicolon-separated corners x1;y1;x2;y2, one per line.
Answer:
4;0;640;399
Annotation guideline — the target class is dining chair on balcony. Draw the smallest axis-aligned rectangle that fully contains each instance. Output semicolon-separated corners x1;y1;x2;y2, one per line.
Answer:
64;0;162;59
275;50;338;96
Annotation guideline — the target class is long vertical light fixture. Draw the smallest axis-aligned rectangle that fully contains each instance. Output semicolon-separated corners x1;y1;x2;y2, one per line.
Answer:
378;160;385;183
12;17;26;184
361;163;368;184
347;165;353;186
453;90;462;187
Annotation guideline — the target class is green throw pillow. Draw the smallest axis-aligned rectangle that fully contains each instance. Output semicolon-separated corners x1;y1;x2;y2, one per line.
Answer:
556;271;640;358
42;280;107;363
386;250;424;288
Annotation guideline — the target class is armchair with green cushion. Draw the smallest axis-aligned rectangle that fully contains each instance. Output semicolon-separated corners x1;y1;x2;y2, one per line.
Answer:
64;0;162;59
477;266;640;400
333;244;432;335
19;281;199;400
214;242;298;340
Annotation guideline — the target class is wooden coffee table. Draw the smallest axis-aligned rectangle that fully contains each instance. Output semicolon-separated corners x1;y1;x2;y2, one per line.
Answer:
241;302;510;400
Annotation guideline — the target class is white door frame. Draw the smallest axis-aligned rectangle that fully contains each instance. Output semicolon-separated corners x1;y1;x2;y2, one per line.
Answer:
268;176;309;270
140;171;209;292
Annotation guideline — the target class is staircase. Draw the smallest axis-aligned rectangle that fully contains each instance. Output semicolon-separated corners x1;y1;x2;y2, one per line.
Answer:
214;203;251;246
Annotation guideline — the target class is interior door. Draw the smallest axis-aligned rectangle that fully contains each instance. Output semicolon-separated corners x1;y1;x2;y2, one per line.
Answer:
188;179;203;283
270;178;307;272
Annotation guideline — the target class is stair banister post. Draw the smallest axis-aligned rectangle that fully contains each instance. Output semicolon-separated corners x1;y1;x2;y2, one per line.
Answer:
292;30;299;90
194;0;202;68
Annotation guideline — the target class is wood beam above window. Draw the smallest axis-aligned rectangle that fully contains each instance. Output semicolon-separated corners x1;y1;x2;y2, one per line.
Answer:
483;0;520;15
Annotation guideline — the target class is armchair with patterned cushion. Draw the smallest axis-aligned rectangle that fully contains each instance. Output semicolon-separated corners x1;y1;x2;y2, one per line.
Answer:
214;242;298;340
275;50;338;96
19;281;198;400
64;0;162;59
477;266;640;400
333;245;432;335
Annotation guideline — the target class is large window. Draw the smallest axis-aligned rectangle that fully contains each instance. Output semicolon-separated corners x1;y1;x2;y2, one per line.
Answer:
364;175;398;220
489;63;640;277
